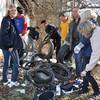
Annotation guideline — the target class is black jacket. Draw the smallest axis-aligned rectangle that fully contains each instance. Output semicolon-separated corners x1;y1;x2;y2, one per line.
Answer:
0;16;23;50
45;24;61;40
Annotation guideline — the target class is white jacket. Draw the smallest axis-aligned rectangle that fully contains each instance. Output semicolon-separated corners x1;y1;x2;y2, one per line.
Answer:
85;27;100;71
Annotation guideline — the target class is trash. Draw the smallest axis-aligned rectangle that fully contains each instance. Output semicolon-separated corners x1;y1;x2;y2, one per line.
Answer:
39;91;55;100
16;89;25;94
21;83;26;87
56;84;61;96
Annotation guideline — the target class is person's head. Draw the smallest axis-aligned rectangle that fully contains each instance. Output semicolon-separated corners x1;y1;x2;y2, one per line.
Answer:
80;9;97;23
78;20;96;38
7;4;17;18
72;7;80;19
40;20;47;27
59;13;68;22
17;6;24;14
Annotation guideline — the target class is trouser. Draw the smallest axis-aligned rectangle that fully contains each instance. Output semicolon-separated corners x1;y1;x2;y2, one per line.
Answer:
2;49;19;82
53;38;61;57
82;71;99;93
75;52;90;77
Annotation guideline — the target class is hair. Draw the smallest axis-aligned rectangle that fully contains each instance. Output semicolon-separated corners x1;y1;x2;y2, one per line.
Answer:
78;20;96;37
6;4;16;16
17;6;24;14
59;13;65;17
72;6;80;12
41;20;46;24
81;9;97;22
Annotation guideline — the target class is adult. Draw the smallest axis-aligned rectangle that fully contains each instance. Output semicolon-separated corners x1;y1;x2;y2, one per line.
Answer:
59;13;69;44
68;7;81;77
74;9;97;77
78;20;100;96
15;6;27;36
0;4;23;87
40;20;61;57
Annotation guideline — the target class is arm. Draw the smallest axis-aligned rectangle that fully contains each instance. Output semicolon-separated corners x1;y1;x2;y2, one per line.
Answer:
85;31;100;72
21;16;27;35
1;17;13;48
1;18;10;35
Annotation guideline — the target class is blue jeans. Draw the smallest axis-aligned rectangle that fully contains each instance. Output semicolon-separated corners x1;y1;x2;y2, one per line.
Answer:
2;49;19;82
74;52;90;77
74;52;82;77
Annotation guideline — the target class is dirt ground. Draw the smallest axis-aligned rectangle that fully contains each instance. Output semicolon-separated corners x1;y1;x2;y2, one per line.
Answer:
0;51;100;100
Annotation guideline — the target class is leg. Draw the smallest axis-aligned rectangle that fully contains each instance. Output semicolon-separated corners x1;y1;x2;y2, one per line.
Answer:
85;72;99;94
82;76;89;92
81;56;90;89
55;38;61;56
82;56;90;72
74;52;82;78
2;50;10;82
11;50;19;82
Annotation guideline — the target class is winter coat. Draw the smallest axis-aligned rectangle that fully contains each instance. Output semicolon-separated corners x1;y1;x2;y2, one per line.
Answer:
67;18;81;50
80;35;92;57
0;16;23;50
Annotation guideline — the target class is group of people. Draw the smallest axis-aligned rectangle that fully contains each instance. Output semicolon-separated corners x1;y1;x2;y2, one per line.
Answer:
59;7;100;96
0;3;100;97
63;8;100;96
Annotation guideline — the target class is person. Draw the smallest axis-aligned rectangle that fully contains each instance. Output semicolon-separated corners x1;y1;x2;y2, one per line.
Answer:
27;26;39;40
40;20;61;57
68;7;81;77
59;13;69;45
78;20;100;96
74;9;97;77
15;6;28;65
15;6;27;36
0;4;23;87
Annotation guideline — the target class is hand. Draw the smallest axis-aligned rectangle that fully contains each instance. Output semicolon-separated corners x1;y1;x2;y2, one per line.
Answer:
8;48;13;52
74;45;81;54
74;42;84;54
81;70;86;77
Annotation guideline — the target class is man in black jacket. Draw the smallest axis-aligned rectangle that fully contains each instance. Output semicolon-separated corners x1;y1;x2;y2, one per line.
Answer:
40;20;61;57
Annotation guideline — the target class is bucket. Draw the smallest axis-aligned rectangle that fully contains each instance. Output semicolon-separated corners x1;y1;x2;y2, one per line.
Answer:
39;91;54;100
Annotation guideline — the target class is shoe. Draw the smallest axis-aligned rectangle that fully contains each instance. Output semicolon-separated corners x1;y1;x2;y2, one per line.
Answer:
8;81;20;88
75;79;83;85
93;91;100;96
3;79;11;85
3;81;9;85
61;83;74;94
62;89;74;94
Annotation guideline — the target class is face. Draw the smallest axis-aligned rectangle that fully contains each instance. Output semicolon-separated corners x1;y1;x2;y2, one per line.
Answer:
9;7;17;18
72;8;79;19
60;16;65;21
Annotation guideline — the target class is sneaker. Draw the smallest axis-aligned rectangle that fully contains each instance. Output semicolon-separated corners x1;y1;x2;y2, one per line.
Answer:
93;91;100;96
3;79;11;85
75;79;83;85
62;89;74;94
3;81;9;85
8;81;20;88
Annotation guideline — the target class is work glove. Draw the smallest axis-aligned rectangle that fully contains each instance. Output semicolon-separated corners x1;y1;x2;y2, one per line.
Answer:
81;70;86;77
74;42;84;54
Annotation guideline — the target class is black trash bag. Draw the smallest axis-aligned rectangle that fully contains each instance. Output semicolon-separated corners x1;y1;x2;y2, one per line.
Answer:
39;91;54;100
60;83;73;91
26;68;54;86
50;63;71;81
57;43;73;63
